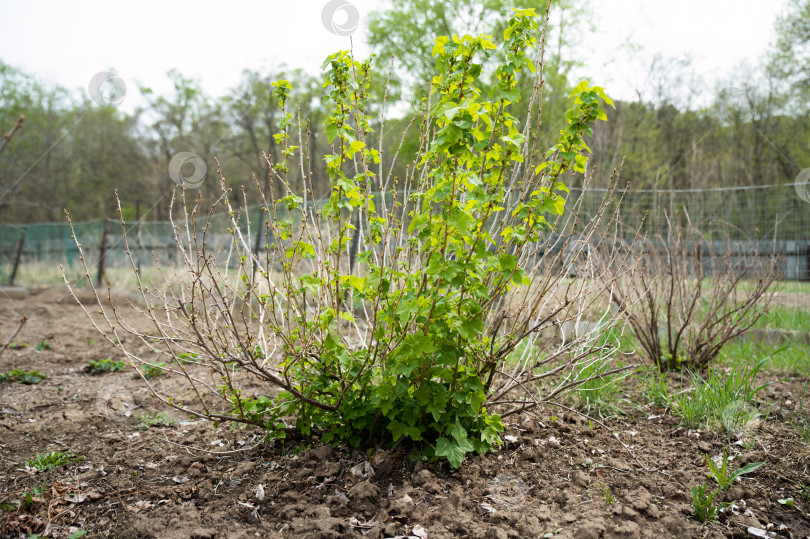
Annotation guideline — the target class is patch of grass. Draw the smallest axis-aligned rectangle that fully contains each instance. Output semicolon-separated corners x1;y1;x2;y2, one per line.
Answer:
720;340;810;376
753;305;810;333
87;358;126;374
717;400;762;442
598;482;615;508
642;367;671;410
770;280;810;294
7;341;28;349
670;358;772;435
34;341;52;351
503;339;541;369
704;450;763;490
0;369;47;384
25;451;82;472
599;326;639;355
571;355;628;417
691;484;720;523
136;411;176;430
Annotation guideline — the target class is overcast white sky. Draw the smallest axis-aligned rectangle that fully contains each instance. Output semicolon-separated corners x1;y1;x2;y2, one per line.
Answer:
0;0;789;112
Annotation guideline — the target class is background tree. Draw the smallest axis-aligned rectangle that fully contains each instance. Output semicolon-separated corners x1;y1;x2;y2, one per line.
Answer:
1;0;809;225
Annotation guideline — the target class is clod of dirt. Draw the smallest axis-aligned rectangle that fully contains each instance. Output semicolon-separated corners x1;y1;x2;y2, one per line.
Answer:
574;517;606;539
521;447;543;462
727;485;745;500
572;470;589;487
411;468;443;494
553;489;573;507
511;514;546;536
626;486;656;516
484;526;509;539
325;493;350;518
365;522;402;539
660;515;690;536
610;520;641;538
232;460;256;476
309;444;334;461
389;493;415;517
288;509;349;538
412;469;434;486
348;479;380;501
622;506;641;521
316;461;342;477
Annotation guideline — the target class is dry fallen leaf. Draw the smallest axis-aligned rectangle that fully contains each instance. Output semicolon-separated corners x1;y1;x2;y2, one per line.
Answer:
412;524;428;538
478;502;497;515
65;489;102;504
127;500;154;513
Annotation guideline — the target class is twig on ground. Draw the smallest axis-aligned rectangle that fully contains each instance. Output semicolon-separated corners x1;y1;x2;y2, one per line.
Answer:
0;315;28;361
160;432;263;456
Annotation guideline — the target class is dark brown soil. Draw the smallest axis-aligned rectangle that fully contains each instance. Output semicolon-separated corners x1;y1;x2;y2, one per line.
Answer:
1;288;809;538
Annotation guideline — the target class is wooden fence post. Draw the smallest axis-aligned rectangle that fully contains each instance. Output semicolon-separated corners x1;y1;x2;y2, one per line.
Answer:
96;219;109;286
9;227;25;286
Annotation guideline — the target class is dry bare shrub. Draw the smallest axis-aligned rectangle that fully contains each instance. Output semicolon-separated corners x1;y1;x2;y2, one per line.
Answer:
600;212;777;371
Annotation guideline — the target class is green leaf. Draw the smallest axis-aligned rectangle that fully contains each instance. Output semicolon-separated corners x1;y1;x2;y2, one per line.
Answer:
298;275;321;294
388;419;408;442
730;461;763;481
435;436;474;469
458;316;483;341
432;36;449;55
347;140;366;156
447;207;473;231
446;418;467;442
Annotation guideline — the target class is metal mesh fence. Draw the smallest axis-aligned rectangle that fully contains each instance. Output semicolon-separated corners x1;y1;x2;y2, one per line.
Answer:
571;182;809;280
1;183;808;286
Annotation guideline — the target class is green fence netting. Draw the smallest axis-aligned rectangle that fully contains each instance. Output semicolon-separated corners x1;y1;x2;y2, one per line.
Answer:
1;183;808;285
